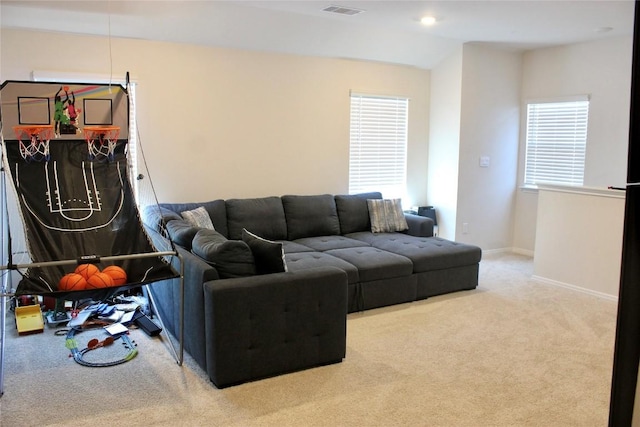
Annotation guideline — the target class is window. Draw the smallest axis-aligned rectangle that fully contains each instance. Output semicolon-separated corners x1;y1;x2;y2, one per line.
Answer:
349;93;408;198
524;98;590;187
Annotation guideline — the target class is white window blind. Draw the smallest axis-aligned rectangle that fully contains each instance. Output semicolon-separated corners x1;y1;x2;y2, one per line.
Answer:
349;93;408;198
524;99;589;187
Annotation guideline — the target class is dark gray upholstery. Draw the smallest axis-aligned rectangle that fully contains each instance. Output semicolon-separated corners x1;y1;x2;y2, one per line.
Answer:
325;247;413;282
285;251;360;284
147;192;482;388
347;233;482;272
293;235;369;252
416;265;480;299
404;213;435;238
282;194;341;240
146;233;219;371
165;219;200;249
203;267;348;388
226;197;287;241
334;192;382;234
280;240;315;253
192;229;256;278
242;229;286;274
355;275;418;311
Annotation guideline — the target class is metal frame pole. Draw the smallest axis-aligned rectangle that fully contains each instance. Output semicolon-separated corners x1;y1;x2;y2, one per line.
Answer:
145;251;184;365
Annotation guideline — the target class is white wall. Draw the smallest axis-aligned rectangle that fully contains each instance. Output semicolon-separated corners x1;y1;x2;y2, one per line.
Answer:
533;185;625;299
513;36;633;253
427;46;463;240
2;29;632;254
428;43;521;250
457;43;522;249
0;29;430;204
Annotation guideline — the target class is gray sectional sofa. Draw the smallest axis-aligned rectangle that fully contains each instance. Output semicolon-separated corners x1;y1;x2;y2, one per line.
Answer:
143;192;481;388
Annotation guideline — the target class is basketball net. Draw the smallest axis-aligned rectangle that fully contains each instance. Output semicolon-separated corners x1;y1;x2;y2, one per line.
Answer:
12;125;53;162
84;126;120;161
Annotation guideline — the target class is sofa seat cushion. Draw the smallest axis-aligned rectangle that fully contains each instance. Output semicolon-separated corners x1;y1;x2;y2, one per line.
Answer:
280;241;316;254
285;252;359;284
293;235;370;252
346;232;482;272
282;194;341;240
325;247;413;282
226;197;287;241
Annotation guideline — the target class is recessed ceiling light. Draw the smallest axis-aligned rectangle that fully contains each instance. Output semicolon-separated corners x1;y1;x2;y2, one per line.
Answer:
421;16;437;26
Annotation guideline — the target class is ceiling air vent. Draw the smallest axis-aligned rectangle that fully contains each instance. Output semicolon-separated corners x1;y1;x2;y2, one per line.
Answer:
322;5;364;16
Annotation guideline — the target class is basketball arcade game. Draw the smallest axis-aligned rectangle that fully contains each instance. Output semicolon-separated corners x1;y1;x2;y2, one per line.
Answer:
0;80;184;394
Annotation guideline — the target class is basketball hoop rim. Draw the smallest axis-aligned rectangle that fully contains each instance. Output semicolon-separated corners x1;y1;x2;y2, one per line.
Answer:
83;125;121;142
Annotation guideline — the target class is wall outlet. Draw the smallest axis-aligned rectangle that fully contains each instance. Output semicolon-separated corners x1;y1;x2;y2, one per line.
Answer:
462;222;469;234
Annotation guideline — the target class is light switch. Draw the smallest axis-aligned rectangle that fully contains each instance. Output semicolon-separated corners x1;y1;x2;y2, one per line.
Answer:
479;156;490;168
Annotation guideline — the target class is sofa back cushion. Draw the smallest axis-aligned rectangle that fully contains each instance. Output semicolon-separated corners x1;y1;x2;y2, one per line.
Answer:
334;192;382;234
142;205;181;232
282;194;341;240
157;200;228;238
165;219;201;249
225;196;287;241
191;229;256;278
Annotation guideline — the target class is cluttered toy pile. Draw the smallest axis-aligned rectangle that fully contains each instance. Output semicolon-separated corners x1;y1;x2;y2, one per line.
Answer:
49;295;162;367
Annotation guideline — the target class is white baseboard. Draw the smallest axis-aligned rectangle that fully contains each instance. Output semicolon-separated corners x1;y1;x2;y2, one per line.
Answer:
480;247;534;257
531;275;618;302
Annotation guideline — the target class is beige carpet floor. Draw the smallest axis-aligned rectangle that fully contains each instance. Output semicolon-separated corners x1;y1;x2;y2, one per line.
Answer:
0;252;618;426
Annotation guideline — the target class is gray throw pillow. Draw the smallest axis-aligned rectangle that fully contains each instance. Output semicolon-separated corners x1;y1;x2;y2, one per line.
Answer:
181;206;215;230
367;199;409;233
242;229;287;275
191;229;256;278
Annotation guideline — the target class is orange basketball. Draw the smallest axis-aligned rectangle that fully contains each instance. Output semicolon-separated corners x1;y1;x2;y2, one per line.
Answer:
86;272;114;289
75;263;99;281
58;273;88;291
102;265;127;286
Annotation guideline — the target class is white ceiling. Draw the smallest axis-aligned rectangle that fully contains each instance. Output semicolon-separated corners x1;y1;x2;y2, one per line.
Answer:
1;0;635;69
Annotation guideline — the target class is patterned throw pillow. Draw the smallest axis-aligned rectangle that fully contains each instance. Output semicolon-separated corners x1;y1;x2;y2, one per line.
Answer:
367;199;409;233
242;228;287;274
180;206;215;230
